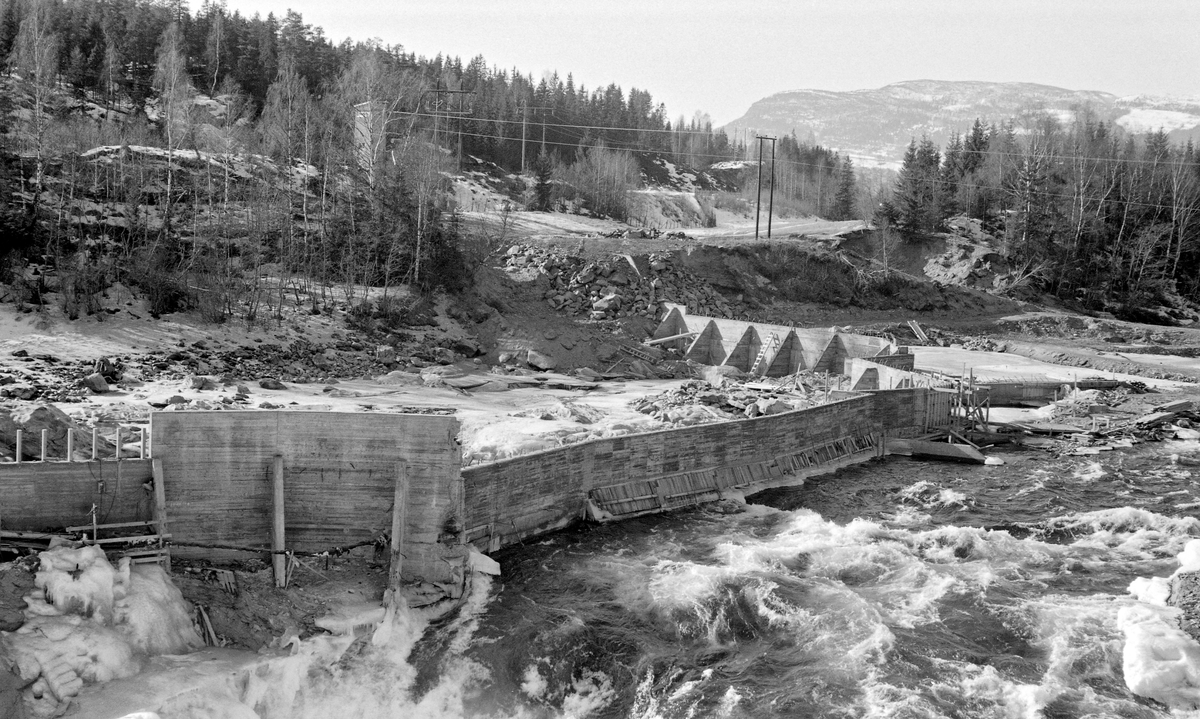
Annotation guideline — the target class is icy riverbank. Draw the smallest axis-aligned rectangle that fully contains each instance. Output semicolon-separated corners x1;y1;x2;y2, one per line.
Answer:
1;546;202;717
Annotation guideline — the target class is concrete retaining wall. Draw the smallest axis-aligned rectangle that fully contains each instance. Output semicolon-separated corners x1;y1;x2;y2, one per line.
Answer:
462;387;950;553
150;412;464;585
0;460;154;531
5;387;952;585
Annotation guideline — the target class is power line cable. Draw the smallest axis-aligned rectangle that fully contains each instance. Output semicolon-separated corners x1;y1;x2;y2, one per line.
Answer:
404;109;1200;167
439;125;1199;215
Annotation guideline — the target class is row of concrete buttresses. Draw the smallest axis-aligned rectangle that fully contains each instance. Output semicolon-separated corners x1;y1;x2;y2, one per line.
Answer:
652;304;900;378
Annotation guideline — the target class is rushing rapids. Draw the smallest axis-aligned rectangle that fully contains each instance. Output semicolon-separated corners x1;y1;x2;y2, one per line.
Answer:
94;439;1200;718
399;440;1200;718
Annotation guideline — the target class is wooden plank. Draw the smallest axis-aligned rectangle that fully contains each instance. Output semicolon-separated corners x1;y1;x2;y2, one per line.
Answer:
272;454;286;588
153;458;169;570
65;520;157;533
389;463;408;591
1137;411;1177;425
886;438;986;464
1;530;68;540
645;331;698;345
92;533;171;545
1155;399;1193;413
1006;421;1083;434
945;430;981;449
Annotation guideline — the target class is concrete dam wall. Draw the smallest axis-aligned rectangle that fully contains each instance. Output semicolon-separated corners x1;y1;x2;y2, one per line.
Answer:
2;387;951;594
462;386;952;554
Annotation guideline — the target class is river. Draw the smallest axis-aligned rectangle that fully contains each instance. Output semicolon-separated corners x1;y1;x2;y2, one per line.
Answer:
395;441;1200;718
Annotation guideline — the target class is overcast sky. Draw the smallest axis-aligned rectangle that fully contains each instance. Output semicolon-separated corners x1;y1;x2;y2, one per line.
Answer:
229;0;1200;126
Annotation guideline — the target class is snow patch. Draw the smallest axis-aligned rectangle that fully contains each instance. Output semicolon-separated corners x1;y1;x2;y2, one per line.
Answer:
3;546;203;717
1116;109;1200;134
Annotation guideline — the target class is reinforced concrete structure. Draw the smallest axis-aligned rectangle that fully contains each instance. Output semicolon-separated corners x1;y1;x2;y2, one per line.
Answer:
2;386;953;600
652;304;899;375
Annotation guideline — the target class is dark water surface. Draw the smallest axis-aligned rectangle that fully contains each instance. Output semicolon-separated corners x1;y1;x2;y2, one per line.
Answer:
425;442;1200;718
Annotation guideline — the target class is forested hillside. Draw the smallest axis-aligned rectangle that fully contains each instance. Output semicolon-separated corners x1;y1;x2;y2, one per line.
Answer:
0;0;753;321
0;0;744;166
879;117;1200;319
2;0;1197;326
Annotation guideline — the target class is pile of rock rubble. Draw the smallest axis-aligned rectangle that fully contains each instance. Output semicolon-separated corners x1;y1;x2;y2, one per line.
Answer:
502;244;733;320
0;333;486;404
631;378;817;425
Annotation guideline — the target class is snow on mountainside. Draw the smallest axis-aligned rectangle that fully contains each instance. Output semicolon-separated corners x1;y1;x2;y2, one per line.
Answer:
724;80;1200;168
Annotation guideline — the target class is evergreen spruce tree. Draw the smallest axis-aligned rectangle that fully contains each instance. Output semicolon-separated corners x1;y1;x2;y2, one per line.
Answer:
832;156;856;220
963;118;989;174
940;132;964;218
893;139;923;233
0;0;21;59
892;136;947;234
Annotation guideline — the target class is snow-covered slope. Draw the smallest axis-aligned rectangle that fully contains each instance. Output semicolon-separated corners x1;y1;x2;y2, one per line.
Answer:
724;80;1200;167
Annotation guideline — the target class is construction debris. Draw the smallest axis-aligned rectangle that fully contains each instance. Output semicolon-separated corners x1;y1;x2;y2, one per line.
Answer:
503;244;734;319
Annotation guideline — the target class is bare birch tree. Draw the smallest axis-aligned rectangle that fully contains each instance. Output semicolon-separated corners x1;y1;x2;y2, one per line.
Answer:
152;22;192;235
11;0;59;209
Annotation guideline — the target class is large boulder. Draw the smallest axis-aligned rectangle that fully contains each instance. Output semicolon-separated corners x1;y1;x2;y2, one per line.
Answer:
376;370;423;386
526;350;557;371
83;373;109;393
0;385;39;401
0;404;109;461
188;376;217;391
451;337;482;357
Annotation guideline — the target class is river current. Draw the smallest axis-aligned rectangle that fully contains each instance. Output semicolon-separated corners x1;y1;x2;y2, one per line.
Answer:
399;440;1200;718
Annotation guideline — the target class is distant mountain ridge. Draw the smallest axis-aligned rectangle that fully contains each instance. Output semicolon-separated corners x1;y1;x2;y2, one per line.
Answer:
723;80;1200;168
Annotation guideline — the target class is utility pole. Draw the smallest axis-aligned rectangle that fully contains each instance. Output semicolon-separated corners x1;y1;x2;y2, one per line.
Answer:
755;135;777;239
520;104;550;174
755;137;763;239
768;136;776;239
426;85;474;169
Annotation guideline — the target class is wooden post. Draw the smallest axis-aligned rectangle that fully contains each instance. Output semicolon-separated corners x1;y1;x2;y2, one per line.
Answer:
272;454;286;588
14;429;21;463
115;427;122;460
66;429;74;462
152;458;170;572
40;429;47;461
389;463;409;591
91;427;98;460
968;368;975;431
139;428;146;459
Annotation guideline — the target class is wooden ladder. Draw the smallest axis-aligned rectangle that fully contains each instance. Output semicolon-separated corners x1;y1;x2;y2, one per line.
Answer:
619;344;655;363
750;333;780;375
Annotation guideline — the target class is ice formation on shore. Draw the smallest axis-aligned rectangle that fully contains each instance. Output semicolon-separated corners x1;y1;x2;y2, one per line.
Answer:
1121;538;1200;709
1;545;203;718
